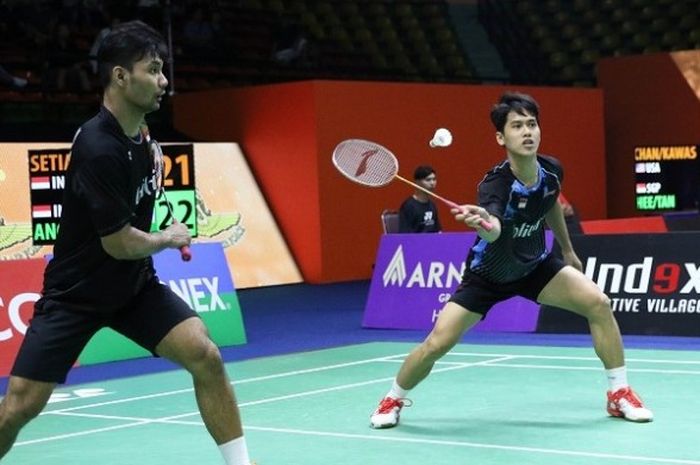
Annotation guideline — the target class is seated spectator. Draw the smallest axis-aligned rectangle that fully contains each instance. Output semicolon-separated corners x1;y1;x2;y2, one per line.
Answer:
398;165;442;233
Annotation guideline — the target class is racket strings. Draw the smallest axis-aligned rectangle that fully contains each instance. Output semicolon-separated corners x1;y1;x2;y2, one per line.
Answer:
333;141;398;187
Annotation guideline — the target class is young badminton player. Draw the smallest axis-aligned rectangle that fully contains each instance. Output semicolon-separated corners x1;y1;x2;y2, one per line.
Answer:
398;165;442;233
370;92;653;428
0;21;255;465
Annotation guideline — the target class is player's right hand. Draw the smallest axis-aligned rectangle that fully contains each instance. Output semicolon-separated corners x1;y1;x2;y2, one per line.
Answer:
163;222;191;248
451;204;489;228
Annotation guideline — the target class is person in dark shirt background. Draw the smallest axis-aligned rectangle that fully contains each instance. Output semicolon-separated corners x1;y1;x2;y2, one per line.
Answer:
398;165;442;233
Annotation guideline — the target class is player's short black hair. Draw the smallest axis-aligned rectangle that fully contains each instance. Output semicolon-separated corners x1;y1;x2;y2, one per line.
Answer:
414;165;435;181
490;92;540;133
97;20;168;88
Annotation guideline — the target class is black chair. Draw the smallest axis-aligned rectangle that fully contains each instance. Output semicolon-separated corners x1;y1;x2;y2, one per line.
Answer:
381;209;399;234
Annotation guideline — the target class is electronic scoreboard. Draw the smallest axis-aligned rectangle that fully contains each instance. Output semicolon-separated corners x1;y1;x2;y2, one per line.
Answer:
28;144;197;245
634;145;699;212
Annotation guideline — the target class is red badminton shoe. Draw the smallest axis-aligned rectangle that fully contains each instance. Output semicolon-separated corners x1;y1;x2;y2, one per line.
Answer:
370;397;411;429
606;387;653;422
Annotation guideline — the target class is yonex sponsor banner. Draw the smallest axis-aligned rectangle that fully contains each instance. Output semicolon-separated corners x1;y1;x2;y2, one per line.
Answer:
537;233;700;336
77;242;247;365
363;232;554;331
0;259;44;377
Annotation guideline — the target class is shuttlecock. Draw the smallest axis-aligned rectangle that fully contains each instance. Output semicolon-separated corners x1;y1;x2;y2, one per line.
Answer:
429;128;452;148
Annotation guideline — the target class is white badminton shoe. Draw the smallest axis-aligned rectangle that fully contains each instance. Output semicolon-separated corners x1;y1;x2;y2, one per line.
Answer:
606;387;653;422
370;397;411;429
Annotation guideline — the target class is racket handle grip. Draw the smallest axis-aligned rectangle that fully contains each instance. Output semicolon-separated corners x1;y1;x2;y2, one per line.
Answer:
180;245;192;262
446;200;494;232
478;219;493;232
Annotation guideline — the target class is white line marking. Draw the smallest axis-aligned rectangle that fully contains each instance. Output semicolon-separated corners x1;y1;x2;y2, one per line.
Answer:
30;415;700;464
31;356;514;446
242;425;700;465
448;352;700;365
23;347;699;455
43;353;409;415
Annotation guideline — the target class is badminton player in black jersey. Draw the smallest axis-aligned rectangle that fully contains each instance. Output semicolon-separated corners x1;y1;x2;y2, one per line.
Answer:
0;22;255;465
370;92;652;428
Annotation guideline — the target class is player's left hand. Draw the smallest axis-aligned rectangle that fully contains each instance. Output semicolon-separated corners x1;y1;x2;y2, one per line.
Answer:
562;249;583;271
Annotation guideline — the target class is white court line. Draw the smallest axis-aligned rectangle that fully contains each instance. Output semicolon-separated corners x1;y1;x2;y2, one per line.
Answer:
17;411;198;446
27;414;700;465
26;356;513;447
449;352;700;365
24;348;700;450
42;349;700;416
382;360;700;375
243;425;700;465
42;353;409;414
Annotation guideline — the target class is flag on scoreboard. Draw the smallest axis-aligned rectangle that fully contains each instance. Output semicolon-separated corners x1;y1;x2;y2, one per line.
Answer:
30;176;50;190
32;205;52;218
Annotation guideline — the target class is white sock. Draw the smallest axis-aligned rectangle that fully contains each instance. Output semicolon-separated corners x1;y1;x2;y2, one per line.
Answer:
218;436;251;465
606;366;629;392
386;379;409;399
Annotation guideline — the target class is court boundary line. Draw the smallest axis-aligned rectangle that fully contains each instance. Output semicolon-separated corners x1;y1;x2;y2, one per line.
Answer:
16;344;699;458
27;411;700;465
40;348;700;417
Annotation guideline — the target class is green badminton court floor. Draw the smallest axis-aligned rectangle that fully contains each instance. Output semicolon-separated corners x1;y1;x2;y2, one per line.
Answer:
5;342;700;465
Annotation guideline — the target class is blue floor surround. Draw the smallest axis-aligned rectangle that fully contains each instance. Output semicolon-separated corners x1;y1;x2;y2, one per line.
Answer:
2;280;699;391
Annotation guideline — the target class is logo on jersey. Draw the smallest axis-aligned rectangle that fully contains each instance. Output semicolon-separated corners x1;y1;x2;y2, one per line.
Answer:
512;218;543;238
518;197;528;209
134;173;158;206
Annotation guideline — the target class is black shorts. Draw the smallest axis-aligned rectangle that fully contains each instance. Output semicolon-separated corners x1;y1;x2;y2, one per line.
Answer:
11;277;198;384
449;254;566;316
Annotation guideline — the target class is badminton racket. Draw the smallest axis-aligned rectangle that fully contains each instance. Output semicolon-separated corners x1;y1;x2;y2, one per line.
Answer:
332;139;492;231
141;125;192;261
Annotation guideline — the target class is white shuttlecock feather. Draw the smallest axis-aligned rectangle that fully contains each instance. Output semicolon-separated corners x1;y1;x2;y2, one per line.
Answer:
429;128;452;148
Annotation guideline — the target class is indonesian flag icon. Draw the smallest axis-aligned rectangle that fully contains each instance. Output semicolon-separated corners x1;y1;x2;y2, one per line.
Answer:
32;205;52;219
31;176;50;190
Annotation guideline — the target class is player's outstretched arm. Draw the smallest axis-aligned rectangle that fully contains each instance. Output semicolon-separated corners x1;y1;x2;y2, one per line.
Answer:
451;204;501;242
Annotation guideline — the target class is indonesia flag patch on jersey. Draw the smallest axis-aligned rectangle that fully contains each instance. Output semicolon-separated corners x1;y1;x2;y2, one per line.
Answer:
31;176;50;190
518;197;528;209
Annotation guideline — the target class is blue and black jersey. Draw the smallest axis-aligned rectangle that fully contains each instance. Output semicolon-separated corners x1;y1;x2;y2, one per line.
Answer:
465;155;563;284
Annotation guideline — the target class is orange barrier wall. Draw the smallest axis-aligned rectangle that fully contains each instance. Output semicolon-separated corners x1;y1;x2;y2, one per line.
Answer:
598;52;700;218
581;216;667;234
173;81;606;283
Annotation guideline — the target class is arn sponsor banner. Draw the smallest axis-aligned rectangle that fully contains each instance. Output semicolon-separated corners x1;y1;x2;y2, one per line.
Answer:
363;232;554;331
77;242;247;365
537;233;700;336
